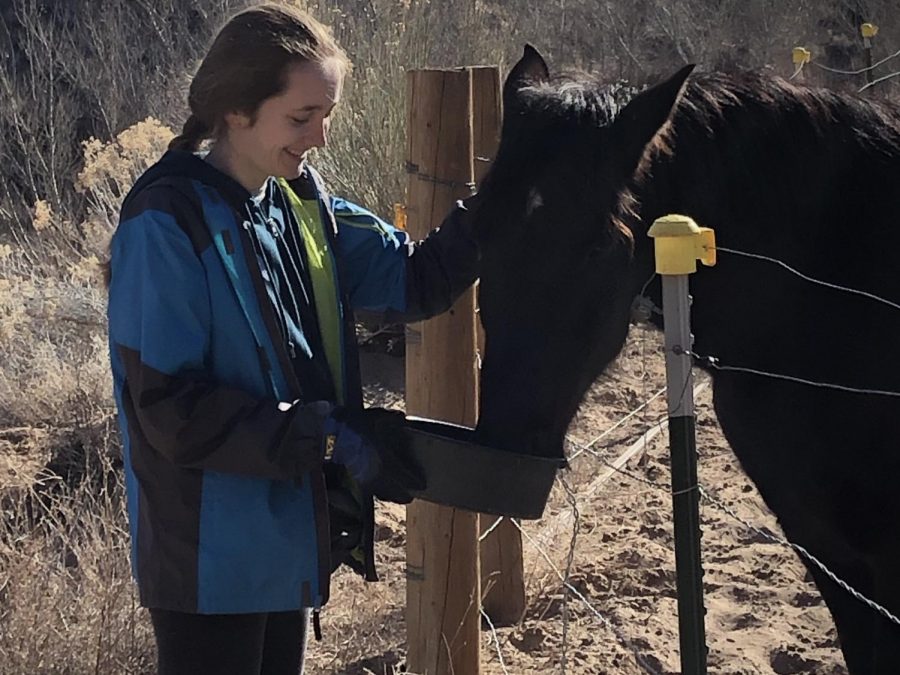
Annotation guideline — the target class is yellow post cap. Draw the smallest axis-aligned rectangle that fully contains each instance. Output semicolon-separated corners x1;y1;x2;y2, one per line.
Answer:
647;214;716;275
861;23;879;39
792;47;811;65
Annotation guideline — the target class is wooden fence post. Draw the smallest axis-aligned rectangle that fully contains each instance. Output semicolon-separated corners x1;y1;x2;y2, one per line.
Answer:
405;67;481;675
471;66;527;628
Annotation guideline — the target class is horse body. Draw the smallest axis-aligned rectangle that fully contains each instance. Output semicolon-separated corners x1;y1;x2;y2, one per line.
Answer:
654;75;900;673
474;47;900;673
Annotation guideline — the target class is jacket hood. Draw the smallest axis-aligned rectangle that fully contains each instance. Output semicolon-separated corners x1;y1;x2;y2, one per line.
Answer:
123;150;321;216
122;150;252;215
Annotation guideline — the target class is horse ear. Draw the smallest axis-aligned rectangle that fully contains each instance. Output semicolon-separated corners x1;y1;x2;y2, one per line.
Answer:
609;64;695;179
503;45;550;108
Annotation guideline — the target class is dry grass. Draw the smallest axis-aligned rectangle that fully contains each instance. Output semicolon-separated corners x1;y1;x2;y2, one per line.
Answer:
0;455;153;674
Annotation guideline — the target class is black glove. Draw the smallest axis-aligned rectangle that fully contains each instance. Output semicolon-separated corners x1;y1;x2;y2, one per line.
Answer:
329;407;425;504
323;462;366;575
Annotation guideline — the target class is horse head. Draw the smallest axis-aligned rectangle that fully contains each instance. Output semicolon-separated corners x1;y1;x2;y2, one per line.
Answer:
473;46;693;457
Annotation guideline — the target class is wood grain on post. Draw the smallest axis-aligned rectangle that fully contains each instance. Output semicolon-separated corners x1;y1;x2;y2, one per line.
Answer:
405;68;481;675
471;66;527;628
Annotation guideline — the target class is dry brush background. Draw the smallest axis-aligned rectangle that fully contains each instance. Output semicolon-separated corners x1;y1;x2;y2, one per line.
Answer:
1;1;898;672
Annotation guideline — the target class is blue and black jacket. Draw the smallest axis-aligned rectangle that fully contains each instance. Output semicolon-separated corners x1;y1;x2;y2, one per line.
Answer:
107;150;478;614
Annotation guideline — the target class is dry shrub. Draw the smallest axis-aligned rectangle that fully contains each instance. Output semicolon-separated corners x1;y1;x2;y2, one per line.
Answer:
0;116;170;417
77;117;175;244
0;120;171;673
0;252;108;433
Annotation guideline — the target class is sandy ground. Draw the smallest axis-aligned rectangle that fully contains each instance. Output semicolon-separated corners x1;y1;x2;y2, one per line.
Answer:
309;323;849;674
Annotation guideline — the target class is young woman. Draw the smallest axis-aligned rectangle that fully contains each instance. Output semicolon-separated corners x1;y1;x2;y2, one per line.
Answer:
106;5;479;673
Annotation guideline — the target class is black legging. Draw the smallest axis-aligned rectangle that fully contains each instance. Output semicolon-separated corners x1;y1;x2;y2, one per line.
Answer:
149;608;310;675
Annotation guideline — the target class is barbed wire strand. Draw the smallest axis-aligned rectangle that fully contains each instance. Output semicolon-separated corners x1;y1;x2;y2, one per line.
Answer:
566;311;668;476
690;351;900;398
571;418;669;489
481;607;511;674
811;46;900;76
566;286;666;463
566;427;668;463
559;474;581;674
597;454;672;492
716;246;900;313
698;485;900;627
859;69;900;92
510;519;662;675
587;422;900;629
479;516;505;542
568;387;666;462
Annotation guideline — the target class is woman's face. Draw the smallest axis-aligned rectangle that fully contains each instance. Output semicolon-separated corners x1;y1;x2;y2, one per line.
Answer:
224;57;344;191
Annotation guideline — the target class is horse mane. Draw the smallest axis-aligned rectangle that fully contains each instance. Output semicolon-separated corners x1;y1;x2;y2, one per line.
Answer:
524;68;900;163
505;68;900;251
638;71;900;238
519;72;638;128
669;70;900;159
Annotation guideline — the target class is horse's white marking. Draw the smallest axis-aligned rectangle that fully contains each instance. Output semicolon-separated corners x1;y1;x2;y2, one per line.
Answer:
526;187;543;217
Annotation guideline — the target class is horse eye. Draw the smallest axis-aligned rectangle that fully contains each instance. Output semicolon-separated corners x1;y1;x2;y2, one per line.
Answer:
587;244;613;260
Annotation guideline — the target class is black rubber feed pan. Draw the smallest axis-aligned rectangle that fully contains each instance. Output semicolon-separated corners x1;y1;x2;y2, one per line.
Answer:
404;417;566;519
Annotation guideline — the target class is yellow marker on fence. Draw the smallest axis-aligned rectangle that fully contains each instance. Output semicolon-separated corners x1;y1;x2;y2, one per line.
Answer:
861;24;878;85
792;47;812;66
648;214;716;275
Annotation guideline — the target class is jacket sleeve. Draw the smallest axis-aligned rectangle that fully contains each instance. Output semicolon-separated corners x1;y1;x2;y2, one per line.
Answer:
109;187;331;482
331;197;479;322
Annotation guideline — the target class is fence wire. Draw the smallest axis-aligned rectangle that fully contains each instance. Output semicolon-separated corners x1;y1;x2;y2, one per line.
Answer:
716;246;900;313
559;474;581;674
481;607;510;675
511;518;662;675
811;46;900;76
797;45;900;92
859;69;900;92
567;387;666;462
689;351;900;398
697;485;900;628
585;432;900;630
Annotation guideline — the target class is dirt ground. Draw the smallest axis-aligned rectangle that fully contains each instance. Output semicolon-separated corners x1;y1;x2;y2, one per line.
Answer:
308;323;849;674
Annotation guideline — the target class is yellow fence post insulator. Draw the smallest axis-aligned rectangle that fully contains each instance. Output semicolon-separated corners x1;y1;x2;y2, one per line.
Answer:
792;47;811;66
647;214;716;275
861;23;878;52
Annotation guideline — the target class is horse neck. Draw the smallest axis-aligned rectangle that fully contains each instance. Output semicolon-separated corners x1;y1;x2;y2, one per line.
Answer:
626;85;900;381
632;80;900;253
630;95;842;262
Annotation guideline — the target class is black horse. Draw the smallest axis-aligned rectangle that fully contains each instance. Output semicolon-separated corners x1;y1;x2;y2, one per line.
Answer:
473;46;900;673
